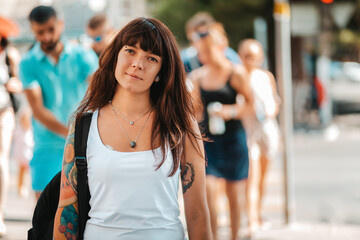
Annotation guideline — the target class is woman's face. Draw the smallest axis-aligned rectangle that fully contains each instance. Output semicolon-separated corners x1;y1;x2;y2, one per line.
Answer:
193;34;223;65
240;44;263;70
114;42;162;94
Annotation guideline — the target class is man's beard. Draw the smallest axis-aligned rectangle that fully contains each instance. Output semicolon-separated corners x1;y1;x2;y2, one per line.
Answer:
42;37;60;53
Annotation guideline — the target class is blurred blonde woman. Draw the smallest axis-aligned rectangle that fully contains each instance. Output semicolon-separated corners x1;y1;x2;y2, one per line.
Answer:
189;23;253;240
238;39;281;236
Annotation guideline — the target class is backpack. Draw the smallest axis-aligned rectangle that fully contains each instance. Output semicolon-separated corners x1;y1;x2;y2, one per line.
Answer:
28;113;93;240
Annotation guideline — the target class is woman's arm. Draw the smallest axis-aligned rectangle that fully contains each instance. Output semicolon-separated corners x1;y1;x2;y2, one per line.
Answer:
219;65;254;121
5;47;23;94
266;71;281;117
181;119;212;240
53;122;79;240
188;69;204;122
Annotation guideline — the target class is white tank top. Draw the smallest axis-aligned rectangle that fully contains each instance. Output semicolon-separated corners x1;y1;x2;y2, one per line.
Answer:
250;69;277;117
83;110;185;240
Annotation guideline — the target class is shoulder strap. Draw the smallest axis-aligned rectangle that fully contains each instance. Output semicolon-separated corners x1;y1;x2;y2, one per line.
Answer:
74;112;93;240
4;49;14;78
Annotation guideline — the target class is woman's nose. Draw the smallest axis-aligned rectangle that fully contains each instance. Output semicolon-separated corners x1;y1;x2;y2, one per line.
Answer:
132;58;143;70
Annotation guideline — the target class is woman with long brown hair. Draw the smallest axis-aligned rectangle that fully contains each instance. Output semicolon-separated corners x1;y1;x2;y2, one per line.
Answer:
53;17;212;240
189;22;253;240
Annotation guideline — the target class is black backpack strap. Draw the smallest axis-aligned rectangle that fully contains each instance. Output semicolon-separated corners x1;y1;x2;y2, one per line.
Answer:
74;112;93;240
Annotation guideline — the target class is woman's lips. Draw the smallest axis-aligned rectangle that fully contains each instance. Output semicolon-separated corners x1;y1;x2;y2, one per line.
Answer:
126;73;143;80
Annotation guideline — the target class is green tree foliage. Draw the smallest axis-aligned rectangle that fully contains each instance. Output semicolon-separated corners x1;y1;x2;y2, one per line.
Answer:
149;0;268;49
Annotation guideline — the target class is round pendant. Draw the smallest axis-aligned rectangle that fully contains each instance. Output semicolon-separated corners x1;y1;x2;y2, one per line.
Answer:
130;141;136;148
130;121;134;125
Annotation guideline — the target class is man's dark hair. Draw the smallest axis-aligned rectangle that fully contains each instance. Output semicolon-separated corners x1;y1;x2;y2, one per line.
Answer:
87;14;108;30
29;5;57;23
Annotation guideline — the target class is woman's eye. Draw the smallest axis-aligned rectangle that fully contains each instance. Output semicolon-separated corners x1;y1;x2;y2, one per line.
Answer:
149;57;158;63
125;49;134;54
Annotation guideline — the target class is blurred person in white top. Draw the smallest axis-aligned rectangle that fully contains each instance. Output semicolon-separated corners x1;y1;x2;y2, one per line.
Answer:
238;39;281;236
12;97;34;199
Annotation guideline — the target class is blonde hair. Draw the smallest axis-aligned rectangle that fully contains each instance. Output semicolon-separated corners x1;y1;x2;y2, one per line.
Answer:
238;39;264;57
207;22;229;47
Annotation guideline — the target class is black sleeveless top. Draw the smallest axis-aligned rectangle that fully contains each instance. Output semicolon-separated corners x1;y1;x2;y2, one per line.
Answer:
200;75;244;136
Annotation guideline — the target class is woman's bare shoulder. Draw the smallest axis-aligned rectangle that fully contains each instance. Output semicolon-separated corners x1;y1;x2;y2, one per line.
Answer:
188;66;207;82
230;64;248;90
233;64;247;77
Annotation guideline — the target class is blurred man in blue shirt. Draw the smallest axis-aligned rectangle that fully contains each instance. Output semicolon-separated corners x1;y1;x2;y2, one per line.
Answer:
19;6;98;198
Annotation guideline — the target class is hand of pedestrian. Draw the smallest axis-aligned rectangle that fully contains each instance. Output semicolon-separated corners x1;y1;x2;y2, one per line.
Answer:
5;77;23;93
217;105;239;121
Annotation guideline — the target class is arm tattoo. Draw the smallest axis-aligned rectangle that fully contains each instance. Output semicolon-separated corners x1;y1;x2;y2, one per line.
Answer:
181;163;195;194
63;131;77;195
55;124;79;239
57;205;79;240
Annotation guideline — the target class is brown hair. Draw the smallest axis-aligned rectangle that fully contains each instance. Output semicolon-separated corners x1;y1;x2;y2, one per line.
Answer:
185;12;215;35
87;13;109;30
207;22;229;47
238;39;264;57
75;17;202;176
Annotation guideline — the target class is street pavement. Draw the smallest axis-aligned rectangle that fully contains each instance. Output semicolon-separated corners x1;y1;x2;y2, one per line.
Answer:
2;114;360;239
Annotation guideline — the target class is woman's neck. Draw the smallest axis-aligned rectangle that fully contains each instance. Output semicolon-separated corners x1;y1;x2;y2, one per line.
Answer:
245;65;260;74
111;88;152;117
208;57;232;71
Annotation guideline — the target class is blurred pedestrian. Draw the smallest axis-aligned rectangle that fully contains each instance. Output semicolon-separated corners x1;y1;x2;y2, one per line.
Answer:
189;22;253;240
11;96;34;199
19;6;98;199
53;17;212;240
181;12;240;74
0;15;23;236
86;13;115;57
238;39;281;236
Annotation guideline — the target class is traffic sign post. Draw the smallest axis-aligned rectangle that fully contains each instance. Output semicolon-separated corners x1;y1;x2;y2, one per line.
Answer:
274;0;295;224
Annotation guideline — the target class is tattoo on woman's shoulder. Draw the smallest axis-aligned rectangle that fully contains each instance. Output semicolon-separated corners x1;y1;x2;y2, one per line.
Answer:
181;163;195;194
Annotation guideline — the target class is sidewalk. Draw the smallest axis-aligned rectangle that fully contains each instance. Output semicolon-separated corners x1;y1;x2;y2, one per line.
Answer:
248;222;360;240
2;170;34;240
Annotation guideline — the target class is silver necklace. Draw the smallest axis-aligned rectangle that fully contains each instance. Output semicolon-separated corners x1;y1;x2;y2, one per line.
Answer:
111;104;152;148
110;101;152;126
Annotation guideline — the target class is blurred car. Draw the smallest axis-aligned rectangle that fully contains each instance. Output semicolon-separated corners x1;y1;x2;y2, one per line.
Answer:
330;61;360;114
342;62;360;82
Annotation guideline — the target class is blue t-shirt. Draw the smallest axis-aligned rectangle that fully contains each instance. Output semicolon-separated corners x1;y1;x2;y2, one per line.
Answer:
19;41;98;152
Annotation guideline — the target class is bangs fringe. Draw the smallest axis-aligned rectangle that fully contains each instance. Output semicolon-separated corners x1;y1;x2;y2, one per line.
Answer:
122;26;163;57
